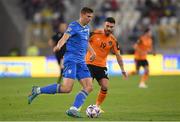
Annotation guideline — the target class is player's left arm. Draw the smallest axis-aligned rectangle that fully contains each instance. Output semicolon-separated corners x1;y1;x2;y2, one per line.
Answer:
114;51;128;78
87;42;96;62
112;41;127;78
148;39;156;56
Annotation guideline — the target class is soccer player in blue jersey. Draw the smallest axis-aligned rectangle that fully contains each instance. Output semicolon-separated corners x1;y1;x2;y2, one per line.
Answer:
28;7;95;118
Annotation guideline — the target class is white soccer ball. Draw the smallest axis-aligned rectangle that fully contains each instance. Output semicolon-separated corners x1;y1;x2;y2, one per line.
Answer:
86;104;100;118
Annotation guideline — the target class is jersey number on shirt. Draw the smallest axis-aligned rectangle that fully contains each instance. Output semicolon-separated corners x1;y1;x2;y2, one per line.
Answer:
100;42;106;49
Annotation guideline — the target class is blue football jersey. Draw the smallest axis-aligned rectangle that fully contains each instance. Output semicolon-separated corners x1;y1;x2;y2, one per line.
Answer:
64;21;90;63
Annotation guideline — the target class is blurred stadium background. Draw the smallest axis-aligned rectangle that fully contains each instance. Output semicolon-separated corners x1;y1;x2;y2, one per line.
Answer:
0;0;180;77
0;0;179;56
0;0;180;121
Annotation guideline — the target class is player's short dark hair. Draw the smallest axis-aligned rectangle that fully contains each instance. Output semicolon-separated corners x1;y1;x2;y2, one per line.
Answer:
105;17;115;24
81;7;93;14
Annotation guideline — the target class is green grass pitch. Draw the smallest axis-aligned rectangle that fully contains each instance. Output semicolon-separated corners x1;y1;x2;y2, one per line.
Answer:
0;75;180;121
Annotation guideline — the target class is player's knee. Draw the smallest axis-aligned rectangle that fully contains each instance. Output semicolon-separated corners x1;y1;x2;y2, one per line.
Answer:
63;87;72;93
85;85;93;93
144;69;149;75
101;86;108;91
100;82;108;90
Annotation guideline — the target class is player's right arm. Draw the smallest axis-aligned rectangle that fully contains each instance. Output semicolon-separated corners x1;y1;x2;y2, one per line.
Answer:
114;51;128;79
87;42;96;62
54;23;76;52
148;39;156;56
53;33;70;52
134;39;141;51
112;39;127;79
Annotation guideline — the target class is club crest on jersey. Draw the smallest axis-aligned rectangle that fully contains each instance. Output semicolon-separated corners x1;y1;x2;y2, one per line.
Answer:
66;27;72;33
108;41;112;46
85;36;88;40
68;69;72;74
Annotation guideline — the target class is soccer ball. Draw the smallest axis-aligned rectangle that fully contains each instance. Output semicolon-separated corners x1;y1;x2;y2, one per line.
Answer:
86;104;100;118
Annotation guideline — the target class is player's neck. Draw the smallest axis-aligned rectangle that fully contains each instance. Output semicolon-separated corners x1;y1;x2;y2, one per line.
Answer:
78;19;86;27
104;30;110;36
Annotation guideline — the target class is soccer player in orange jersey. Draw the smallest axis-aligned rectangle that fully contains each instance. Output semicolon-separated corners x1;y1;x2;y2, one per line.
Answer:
86;17;128;112
133;28;155;88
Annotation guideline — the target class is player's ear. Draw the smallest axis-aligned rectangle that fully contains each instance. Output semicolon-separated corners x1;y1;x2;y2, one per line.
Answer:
103;22;106;28
80;13;84;18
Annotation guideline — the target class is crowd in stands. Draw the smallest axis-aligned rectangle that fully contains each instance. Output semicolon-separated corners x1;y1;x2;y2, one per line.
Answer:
87;0;179;53
19;0;68;55
20;0;67;31
132;0;179;43
19;0;179;55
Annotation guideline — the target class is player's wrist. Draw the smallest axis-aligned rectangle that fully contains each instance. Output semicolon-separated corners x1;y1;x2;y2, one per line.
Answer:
121;71;126;73
57;44;60;50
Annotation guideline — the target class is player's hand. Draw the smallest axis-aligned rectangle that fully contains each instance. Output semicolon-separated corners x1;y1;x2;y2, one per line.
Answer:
53;46;60;52
152;51;156;56
122;71;128;79
90;52;96;62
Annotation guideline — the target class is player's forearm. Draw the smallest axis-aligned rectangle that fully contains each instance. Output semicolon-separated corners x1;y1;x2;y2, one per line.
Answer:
88;43;95;55
88;43;96;61
116;54;125;72
57;39;65;50
56;34;69;50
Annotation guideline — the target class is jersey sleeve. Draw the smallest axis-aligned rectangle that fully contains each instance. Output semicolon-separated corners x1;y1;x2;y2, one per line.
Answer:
112;37;120;54
138;36;143;44
89;29;103;42
65;23;76;36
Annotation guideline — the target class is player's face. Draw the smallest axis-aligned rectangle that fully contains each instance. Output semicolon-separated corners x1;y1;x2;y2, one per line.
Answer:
81;13;93;25
104;22;115;36
147;31;152;37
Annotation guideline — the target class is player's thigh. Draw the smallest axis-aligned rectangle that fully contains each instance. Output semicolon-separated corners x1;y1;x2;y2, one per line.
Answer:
76;62;91;81
99;78;109;90
143;65;149;74
94;66;109;82
135;59;140;71
87;64;96;79
142;60;149;74
63;61;76;79
92;66;109;89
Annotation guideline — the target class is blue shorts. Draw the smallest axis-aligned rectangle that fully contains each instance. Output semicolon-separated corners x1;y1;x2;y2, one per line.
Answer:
63;61;91;80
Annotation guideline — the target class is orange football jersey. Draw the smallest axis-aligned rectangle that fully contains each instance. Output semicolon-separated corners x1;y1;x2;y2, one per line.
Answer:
135;35;152;60
86;29;119;67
